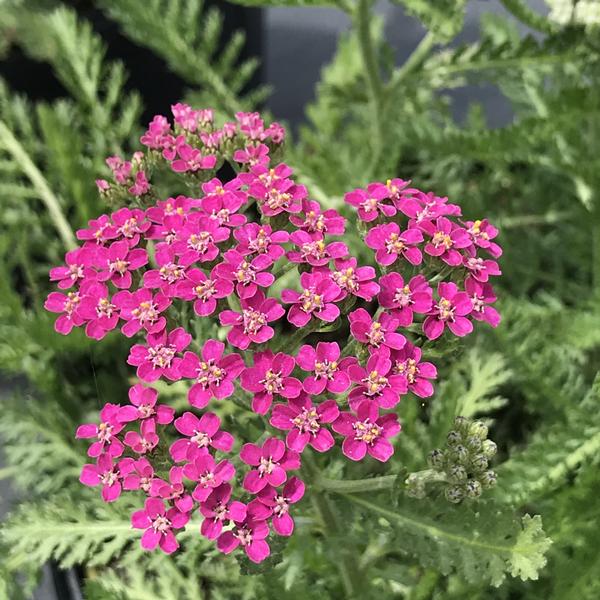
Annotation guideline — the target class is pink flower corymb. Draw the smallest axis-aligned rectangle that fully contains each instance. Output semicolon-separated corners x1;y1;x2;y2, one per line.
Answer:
51;105;503;563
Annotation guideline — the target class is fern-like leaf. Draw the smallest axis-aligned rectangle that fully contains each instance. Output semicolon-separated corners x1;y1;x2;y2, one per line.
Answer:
98;0;268;115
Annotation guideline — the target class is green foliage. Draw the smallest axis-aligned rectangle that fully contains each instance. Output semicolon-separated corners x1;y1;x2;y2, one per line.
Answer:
98;0;270;115
346;494;551;587
497;373;600;505
391;0;467;41
1;0;600;597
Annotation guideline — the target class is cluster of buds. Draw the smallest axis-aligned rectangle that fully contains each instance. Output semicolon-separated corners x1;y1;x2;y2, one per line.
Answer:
407;416;498;503
45;104;502;562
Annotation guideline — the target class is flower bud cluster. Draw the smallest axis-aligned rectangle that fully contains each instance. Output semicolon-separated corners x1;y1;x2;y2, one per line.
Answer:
426;416;498;503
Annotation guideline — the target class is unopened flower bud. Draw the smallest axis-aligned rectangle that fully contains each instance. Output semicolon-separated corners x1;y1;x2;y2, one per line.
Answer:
453;416;469;433
469;420;488;440
465;435;482;452
470;454;488;472
445;485;464;504
481;439;497;458
481;470;497;488
452;444;469;464
428;449;446;469
465;479;482;498
448;465;467;483
447;430;462;446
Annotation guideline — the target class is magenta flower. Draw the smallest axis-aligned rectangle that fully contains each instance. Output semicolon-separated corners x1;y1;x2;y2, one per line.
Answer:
127;327;191;382
129;170;150;196
44;290;84;335
49;247;96;289
177;339;244;408
140;114;171;149
462;254;502;283
183;453;236;502
465;276;500;327
95;240;148;289
464;219;502;258
282;271;341;327
131;497;189;554
289;199;345;236
348;308;406;351
219;290;284;350
241;351;303;415
257;477;305;536
146;195;193;227
114;288;171;338
295;342;354;395
76;403;125;458
423;282;473;340
347;347;408;410
142;246;190;297
79;454;133;502
287;231;348;267
389;343;437;398
111;207;151;246
270;395;339;453
171;142;216;172
176;267;233;316
365;223;423;266
420;217;471;266
118;384;174;425
234;223;289;260
345;184;396;222
240;437;301;493
123;457;155;493
124;419;159;455
200;483;247;540
76;214;118;245
172;102;202;131
217;502;271;563
76;282;120;340
201;183;248;229
250;176;306;217
328;257;380;301
172;218;230;263
171;411;234;462
216;249;274;299
150;466;194;513
333;402;401;462
233;142;270;167
378;273;433;326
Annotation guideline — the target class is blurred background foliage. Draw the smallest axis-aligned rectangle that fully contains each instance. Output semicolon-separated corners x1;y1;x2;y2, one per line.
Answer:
0;0;599;598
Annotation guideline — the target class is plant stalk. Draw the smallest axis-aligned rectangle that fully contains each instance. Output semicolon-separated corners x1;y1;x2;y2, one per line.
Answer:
0;119;77;251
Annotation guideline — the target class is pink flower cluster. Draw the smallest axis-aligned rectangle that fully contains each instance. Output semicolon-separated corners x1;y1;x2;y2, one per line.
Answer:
46;105;502;563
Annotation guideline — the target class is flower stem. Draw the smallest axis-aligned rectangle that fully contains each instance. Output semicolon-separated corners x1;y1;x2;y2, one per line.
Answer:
388;31;436;92
304;455;364;598
354;0;385;178
0;119;77;251
592;205;600;293
316;474;398;493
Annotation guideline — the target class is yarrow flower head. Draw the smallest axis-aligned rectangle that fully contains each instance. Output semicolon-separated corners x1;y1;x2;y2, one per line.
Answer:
48;105;502;563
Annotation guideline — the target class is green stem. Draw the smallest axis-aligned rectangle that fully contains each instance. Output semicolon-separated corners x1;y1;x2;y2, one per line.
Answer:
388;31;436;92
592;206;600;293
304;456;364;598
0;119;77;251
316;474;398;494
354;0;385;177
272;261;297;280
